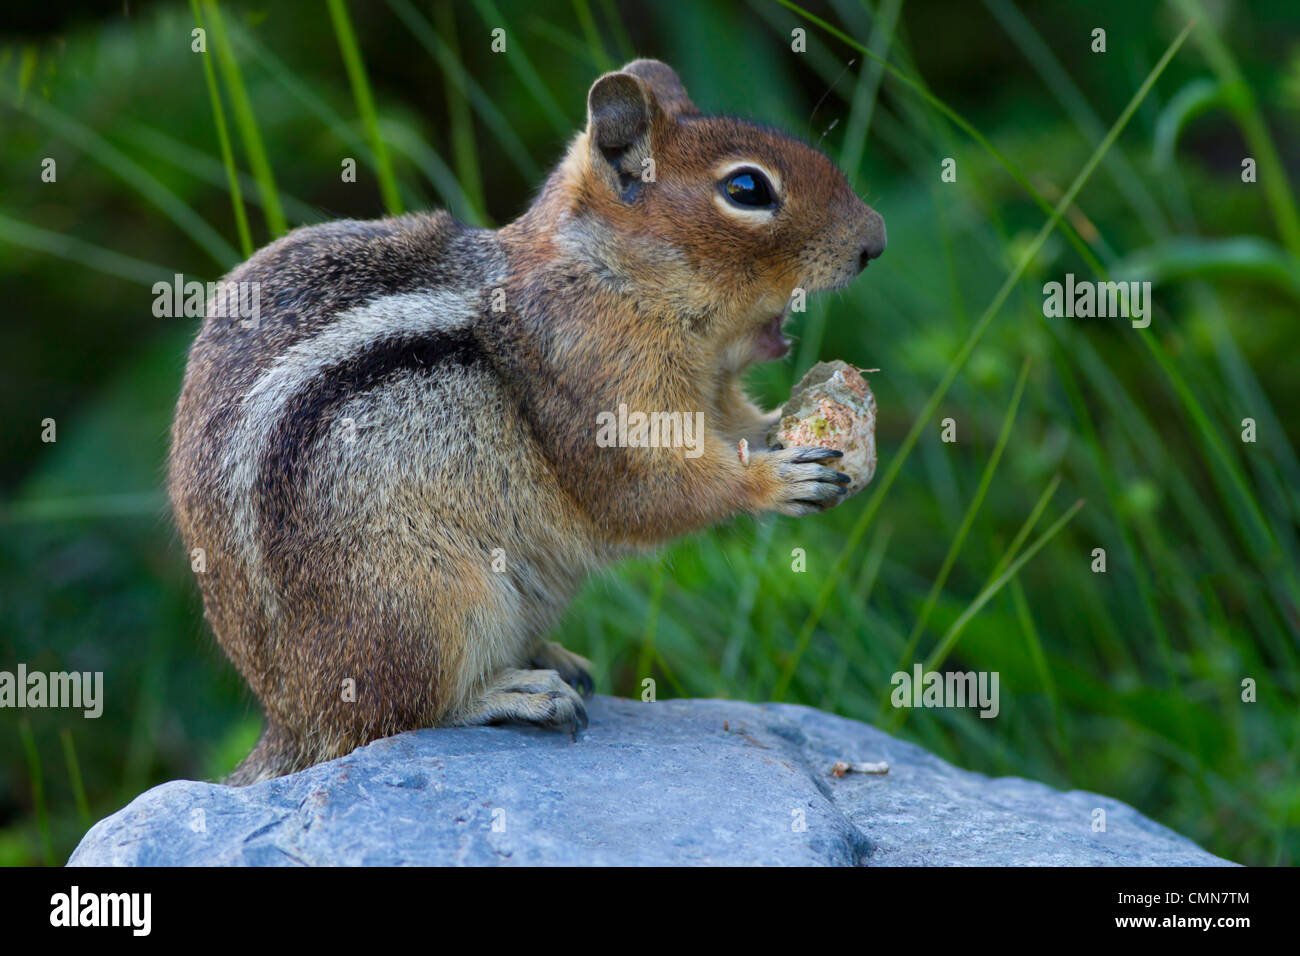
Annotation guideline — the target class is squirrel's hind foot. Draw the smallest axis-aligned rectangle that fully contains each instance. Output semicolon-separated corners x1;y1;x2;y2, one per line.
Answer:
456;667;589;735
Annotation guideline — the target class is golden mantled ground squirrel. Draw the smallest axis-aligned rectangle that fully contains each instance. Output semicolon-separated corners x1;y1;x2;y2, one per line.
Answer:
169;59;886;783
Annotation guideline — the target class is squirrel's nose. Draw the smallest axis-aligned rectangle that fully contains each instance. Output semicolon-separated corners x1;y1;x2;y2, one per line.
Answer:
856;211;887;272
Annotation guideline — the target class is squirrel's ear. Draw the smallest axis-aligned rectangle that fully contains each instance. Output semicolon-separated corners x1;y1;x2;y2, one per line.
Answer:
620;59;697;118
586;71;654;200
587;72;652;155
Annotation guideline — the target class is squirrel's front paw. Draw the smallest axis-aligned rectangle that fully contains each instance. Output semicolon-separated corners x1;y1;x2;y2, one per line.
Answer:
754;446;851;517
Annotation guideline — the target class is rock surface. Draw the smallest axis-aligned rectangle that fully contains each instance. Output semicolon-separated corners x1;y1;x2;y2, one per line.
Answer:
69;696;1232;866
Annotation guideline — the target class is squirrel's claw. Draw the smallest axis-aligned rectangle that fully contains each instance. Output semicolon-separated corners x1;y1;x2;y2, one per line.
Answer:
788;446;844;463
760;445;853;517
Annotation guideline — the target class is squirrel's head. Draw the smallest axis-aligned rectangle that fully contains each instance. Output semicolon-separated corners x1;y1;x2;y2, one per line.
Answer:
538;59;885;370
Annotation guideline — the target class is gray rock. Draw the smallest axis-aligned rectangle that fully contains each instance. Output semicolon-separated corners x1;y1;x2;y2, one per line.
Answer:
68;696;1232;866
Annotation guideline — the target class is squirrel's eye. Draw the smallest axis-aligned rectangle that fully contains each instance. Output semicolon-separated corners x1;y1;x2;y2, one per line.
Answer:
722;169;776;209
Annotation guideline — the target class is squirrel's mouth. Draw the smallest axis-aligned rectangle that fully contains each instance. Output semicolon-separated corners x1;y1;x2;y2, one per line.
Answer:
752;312;791;361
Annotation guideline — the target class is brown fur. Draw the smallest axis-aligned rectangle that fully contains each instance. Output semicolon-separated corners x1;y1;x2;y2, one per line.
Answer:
167;60;885;783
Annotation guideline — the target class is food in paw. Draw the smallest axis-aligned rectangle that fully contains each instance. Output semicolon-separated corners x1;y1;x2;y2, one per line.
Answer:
766;360;877;501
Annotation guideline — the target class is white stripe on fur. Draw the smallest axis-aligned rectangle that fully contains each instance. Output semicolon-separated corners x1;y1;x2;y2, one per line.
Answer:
222;288;479;571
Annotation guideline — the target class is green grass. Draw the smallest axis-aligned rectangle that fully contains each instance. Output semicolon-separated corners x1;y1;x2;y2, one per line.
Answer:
1;84;240;268
17;720;52;866
776;12;1195;695
191;0;253;258
202;0;287;238
1;0;1297;867
886;355;1032;697
327;0;405;216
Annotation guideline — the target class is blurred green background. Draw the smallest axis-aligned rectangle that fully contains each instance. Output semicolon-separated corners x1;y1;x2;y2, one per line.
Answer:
2;0;1298;866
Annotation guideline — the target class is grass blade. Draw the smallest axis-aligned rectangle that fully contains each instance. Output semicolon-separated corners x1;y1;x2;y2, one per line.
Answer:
882;498;1087;731
925;499;1087;674
1171;0;1300;256
327;0;404;216
18;722;54;866
773;19;1196;697
887;356;1032;689
982;0;1171;235
60;729;92;830
777;0;1109;279
596;0;635;62
1137;323;1300;624
116;119;324;225
430;2;486;222
1;87;238;267
572;0;614;72
636;559;666;681
387;0;541;183
203;0;288;236
469;0;572;138
0;214;172;287
235;30;425;214
988;474;1062;582
839;0;902;183
190;0;253;258
1008;574;1071;768
1114;236;1300;301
